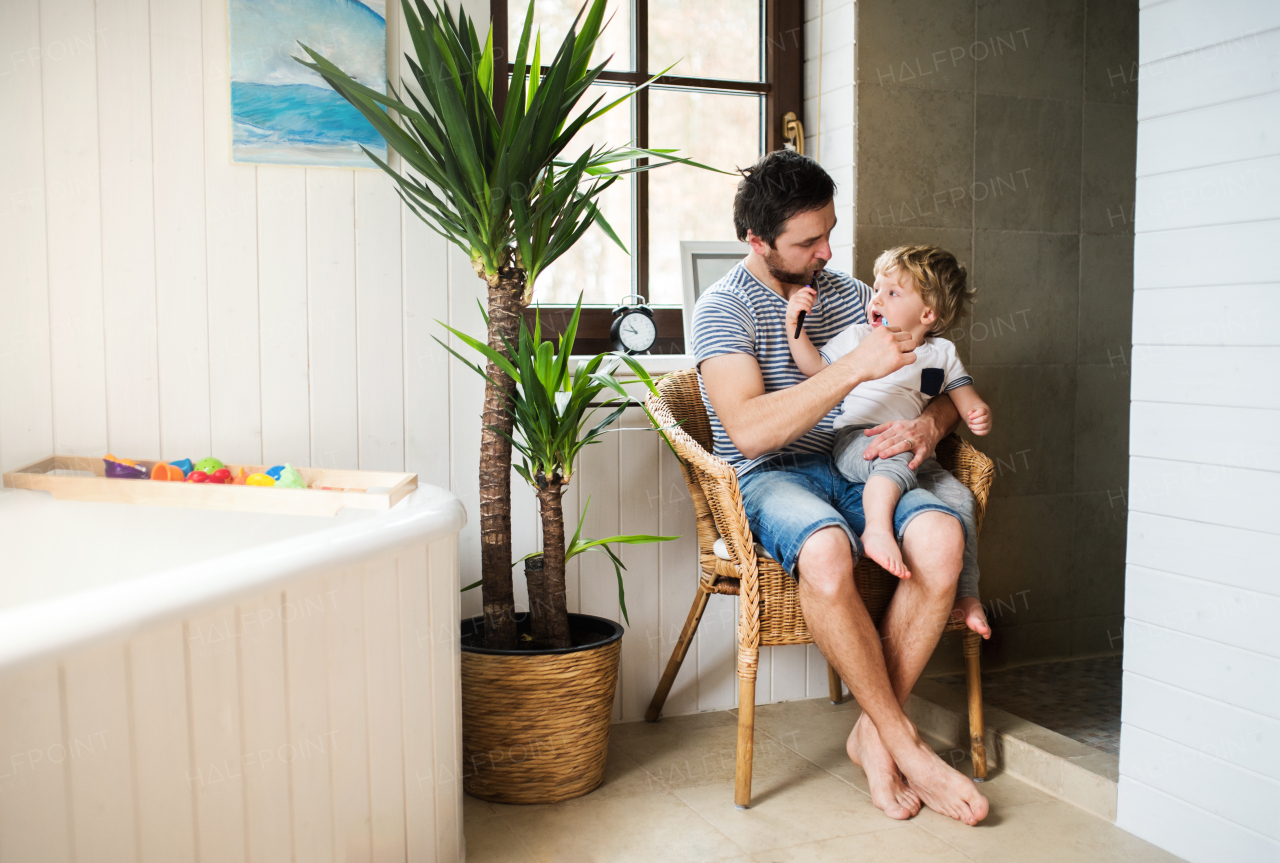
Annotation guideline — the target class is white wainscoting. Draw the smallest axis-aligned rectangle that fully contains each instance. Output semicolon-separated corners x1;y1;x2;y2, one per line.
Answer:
1120;1;1280;859
0;536;463;863
0;0;849;727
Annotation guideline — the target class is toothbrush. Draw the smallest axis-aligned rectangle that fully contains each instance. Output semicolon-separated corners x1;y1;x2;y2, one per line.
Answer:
793;271;819;339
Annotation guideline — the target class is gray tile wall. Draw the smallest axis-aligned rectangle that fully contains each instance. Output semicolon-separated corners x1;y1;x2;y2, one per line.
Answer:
852;0;1138;672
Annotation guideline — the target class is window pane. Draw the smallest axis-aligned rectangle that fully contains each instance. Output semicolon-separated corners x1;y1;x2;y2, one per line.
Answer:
528;83;634;306
648;89;762;305
648;0;761;82
507;0;631;72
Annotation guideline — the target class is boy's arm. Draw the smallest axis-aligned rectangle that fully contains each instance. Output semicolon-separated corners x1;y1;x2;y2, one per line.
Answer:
784;288;826;376
946;384;991;435
702;328;918;460
787;330;826;377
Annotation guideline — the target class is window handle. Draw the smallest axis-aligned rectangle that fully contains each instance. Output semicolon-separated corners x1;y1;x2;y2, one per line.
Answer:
783;112;805;155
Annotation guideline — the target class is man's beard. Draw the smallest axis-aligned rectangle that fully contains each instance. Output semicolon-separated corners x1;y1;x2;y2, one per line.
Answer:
763;248;824;286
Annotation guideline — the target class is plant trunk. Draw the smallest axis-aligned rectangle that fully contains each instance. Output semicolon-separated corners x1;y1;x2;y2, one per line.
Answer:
523;554;551;647
534;480;572;650
478;265;525;650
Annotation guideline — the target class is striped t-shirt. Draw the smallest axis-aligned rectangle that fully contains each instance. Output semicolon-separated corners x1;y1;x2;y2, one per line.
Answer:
691;261;873;476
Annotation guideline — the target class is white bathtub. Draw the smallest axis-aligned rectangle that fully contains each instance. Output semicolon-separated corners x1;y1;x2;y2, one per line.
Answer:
0;483;466;862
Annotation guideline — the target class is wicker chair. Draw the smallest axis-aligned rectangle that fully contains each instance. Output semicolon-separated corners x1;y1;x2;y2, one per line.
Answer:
644;368;995;809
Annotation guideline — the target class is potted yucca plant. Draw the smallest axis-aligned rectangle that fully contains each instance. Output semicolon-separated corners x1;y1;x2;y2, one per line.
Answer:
441;300;674;802
300;0;702;803
298;0;693;651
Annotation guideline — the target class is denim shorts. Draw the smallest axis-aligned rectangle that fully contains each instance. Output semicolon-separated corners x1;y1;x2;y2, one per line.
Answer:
737;452;965;579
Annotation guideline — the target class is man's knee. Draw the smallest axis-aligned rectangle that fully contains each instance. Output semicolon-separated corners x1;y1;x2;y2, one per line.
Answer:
796;527;855;598
902;512;963;585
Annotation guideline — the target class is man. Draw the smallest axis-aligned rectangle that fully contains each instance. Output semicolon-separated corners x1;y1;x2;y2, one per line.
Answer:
691;150;989;826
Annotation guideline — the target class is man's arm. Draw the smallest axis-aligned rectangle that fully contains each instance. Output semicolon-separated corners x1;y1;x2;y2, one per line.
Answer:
860;392;961;470
701;326;918;460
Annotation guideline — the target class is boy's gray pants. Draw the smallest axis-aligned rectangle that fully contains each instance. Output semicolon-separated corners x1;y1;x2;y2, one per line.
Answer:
832;425;981;600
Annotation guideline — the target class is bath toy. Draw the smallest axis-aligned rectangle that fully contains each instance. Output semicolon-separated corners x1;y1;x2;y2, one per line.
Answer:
209;468;233;484
187;470;210;483
232;467;248;485
265;465;285;481
150;463;184;481
169;458;193;477
193;457;224;474
103;456;147;479
275;463;306;489
246;473;275;487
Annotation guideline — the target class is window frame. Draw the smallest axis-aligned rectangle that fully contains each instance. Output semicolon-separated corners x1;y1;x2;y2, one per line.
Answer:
494;0;805;353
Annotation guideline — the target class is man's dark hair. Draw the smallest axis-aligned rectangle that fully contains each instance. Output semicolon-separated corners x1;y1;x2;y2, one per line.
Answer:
733;149;836;246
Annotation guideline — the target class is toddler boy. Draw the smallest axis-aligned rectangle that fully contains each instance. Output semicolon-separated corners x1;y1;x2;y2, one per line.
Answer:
786;245;991;636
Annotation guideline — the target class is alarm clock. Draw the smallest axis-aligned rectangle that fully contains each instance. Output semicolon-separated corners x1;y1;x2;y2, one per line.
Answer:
610;294;657;354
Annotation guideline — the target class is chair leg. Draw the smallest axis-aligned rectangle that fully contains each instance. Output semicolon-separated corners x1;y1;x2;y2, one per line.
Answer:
734;654;757;809
963;630;987;781
827;661;844;704
645;586;711;722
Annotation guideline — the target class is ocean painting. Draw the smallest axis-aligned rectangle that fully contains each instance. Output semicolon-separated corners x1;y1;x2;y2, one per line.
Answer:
229;0;387;168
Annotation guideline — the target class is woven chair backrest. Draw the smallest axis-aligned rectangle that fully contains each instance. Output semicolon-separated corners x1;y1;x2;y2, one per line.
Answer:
656;369;715;453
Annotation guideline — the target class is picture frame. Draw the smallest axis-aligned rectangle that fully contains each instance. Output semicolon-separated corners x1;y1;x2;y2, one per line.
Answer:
679;240;749;349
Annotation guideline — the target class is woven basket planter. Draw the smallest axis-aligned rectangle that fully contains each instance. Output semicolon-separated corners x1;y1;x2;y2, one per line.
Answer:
460;613;623;804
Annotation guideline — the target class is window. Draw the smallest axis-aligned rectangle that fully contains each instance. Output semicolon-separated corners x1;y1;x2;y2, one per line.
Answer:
495;0;804;353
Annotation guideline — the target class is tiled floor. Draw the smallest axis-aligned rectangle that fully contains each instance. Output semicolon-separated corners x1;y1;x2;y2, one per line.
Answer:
463;697;1181;862
935;655;1123;755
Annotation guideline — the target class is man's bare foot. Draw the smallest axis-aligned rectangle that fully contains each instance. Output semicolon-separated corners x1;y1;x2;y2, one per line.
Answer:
860;528;912;579
894;737;990;826
847;713;921;819
950;596;991;639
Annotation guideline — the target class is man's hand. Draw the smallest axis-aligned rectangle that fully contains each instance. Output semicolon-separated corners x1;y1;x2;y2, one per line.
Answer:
862;413;946;470
833;324;917;383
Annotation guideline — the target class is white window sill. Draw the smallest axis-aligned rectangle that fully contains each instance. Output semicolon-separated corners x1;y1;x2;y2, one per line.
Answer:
569;353;695;377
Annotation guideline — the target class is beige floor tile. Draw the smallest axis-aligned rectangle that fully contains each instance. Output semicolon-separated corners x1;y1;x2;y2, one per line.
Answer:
612;720;823;792
914;799;1184;862
751;700;1054;814
751;703;870;788
464;791;501;822
738;695;862;721
752;825;975;862
675;768;905;853
464;815;535;863
463;703;1175;863
959;764;1055;811
611;709;739;742
501;789;749;863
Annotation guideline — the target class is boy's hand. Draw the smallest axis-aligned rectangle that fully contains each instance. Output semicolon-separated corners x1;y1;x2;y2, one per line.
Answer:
785;288;817;334
966;404;991;435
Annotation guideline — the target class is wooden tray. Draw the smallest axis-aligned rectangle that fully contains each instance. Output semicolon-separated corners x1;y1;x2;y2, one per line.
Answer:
2;455;418;517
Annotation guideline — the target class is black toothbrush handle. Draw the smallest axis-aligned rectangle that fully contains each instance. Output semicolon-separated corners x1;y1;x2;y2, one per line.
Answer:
792;270;819;339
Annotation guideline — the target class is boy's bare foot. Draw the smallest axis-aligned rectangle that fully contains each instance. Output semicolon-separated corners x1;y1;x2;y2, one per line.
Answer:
895;737;989;826
950;596;991;639
860;528;912;579
847;713;921;819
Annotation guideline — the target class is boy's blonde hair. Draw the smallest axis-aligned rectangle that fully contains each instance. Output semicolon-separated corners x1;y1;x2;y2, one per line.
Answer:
872;245;974;336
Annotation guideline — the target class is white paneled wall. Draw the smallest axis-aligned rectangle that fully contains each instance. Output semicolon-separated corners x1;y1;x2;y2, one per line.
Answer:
0;537;464;862
1119;2;1280;860
0;0;853;724
804;0;855;273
